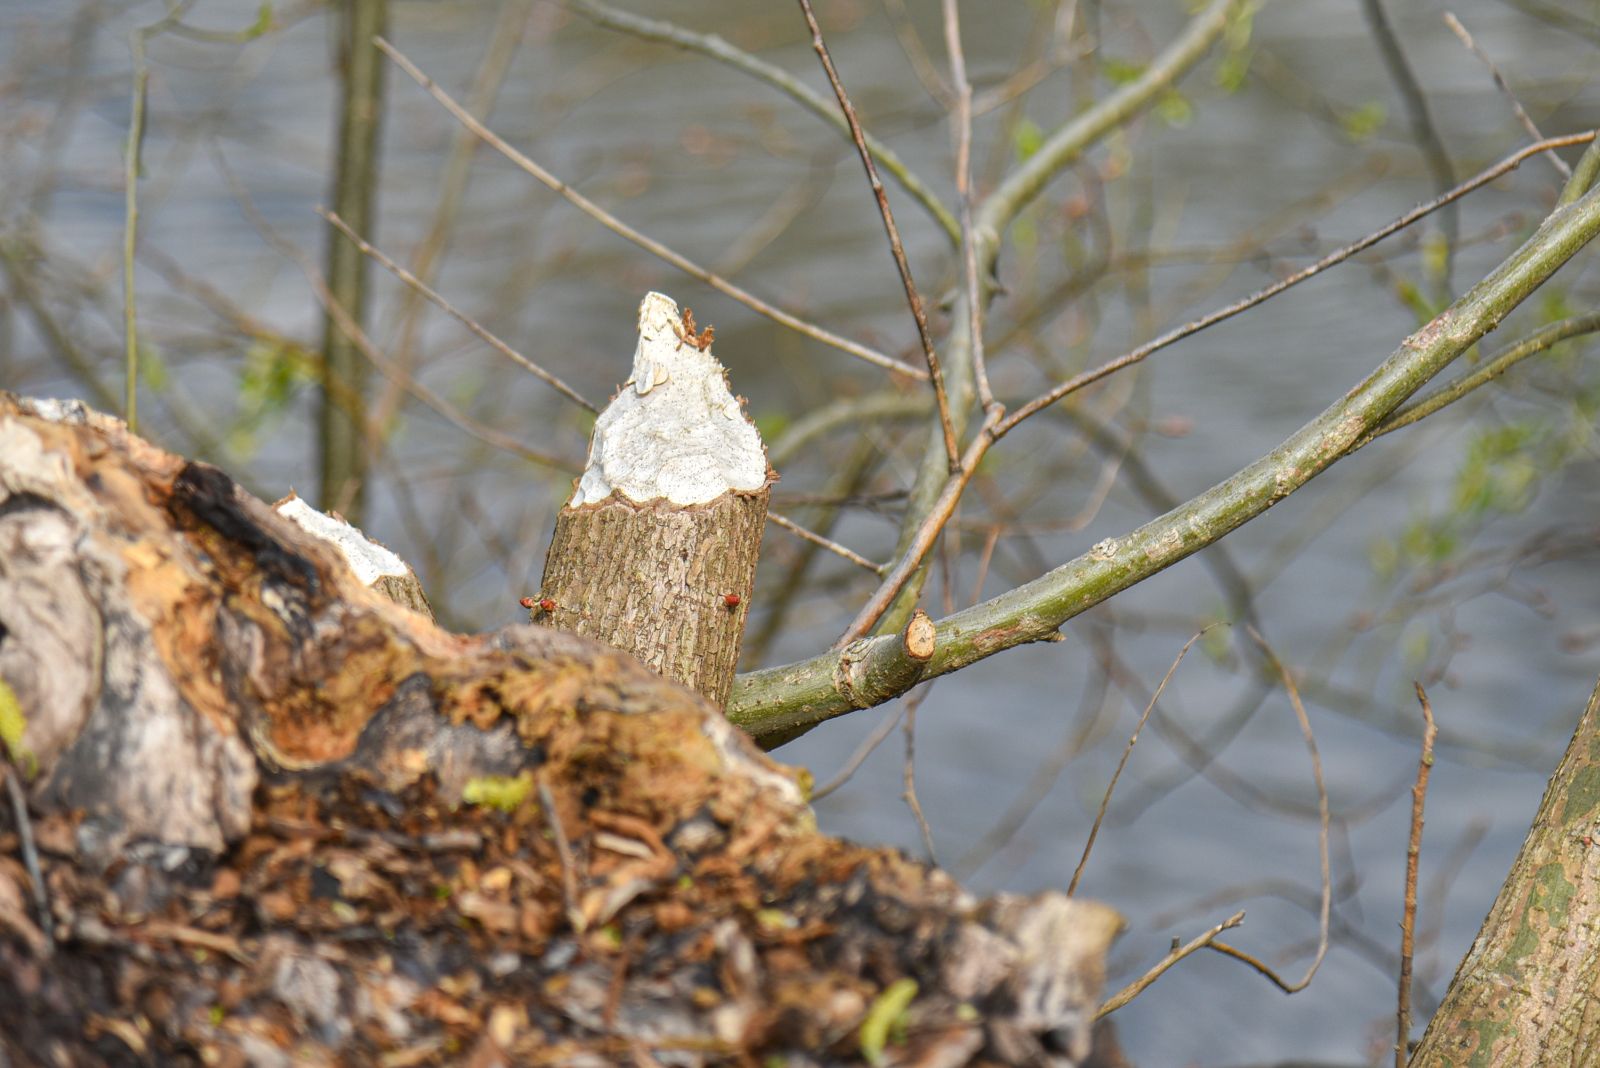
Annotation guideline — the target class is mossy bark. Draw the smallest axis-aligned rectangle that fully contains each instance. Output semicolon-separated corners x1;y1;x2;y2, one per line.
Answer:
1410;675;1600;1066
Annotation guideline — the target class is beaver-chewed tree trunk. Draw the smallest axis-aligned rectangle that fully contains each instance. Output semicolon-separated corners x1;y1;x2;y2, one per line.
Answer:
536;292;771;709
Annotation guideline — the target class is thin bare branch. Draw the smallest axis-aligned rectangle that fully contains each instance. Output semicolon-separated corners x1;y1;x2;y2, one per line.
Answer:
1206;627;1331;996
1443;11;1569;177
768;511;886;576
562;0;960;244
901;685;937;864
997;132;1599;437
811;702;907;802
795;0;960;469
1397;683;1439;1067
318;207;599;413
1097;911;1246;1018
2;764;54;955
376;36;924;381
834;405;1001;646
942;0;995;414
1069;628;1212;897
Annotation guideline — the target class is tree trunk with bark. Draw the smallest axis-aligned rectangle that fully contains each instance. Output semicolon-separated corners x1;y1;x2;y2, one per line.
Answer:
0;388;1122;1067
1409;675;1600;1066
535;293;770;709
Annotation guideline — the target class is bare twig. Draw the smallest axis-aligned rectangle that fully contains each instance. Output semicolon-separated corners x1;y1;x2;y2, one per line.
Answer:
538;773;585;935
1069;628;1211;897
795;0;960;469
1204;628;1331;995
900;685;937;863
768;511;886;575
834;406;1001;645
1;764;54;955
1363;0;1457;298
123;27;149;432
996;131;1599;437
1397;683;1439;1068
376;36;924;381
1097;911;1245;1017
1443;12;1569;177
318;207;599;413
942;0;995;415
811;702;907;802
562;0;960;244
215;147;575;471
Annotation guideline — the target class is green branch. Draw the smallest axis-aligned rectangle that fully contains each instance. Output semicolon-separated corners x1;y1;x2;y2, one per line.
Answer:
728;182;1600;745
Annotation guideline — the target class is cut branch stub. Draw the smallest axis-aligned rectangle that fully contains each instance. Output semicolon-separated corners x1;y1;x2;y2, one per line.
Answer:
536;292;771;708
274;492;433;620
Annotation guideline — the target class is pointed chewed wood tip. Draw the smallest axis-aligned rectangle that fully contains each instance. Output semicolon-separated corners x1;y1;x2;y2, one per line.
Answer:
571;292;769;508
637;290;682;344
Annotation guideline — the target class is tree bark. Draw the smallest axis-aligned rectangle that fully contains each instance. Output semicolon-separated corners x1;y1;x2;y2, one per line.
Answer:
541;489;766;708
1410;675;1600;1066
0;392;1120;1067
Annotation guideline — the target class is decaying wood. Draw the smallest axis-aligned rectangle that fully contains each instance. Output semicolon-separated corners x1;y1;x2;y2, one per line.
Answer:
1409;674;1600;1067
0;393;1122;1067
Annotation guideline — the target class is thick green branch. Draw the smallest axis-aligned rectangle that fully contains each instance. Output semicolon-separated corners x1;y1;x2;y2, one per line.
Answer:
729;183;1600;744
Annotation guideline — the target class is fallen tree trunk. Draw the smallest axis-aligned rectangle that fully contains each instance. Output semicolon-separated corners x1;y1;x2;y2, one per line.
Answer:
1409;675;1600;1066
0;392;1121;1067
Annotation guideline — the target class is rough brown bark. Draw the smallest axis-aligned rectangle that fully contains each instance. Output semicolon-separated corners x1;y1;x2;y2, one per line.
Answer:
0;393;1122;1067
1410;674;1600;1066
539;487;768;708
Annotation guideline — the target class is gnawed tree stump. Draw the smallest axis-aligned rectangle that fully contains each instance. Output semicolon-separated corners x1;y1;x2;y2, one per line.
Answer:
0;392;1122;1066
274;492;434;621
535;292;771;709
